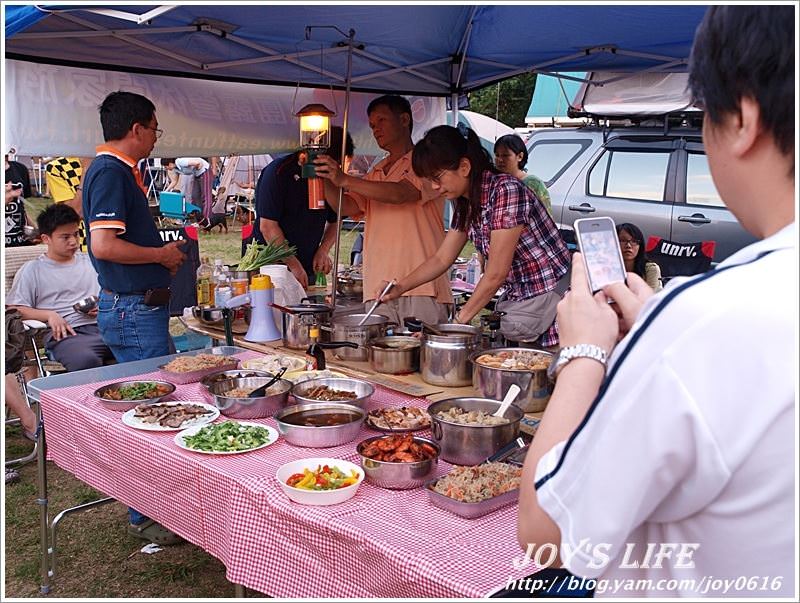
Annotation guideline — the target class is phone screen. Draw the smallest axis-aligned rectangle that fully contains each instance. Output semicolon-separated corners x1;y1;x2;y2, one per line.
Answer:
574;217;627;293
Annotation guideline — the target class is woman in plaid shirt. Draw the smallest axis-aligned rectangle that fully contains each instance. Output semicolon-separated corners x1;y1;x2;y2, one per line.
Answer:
380;125;570;348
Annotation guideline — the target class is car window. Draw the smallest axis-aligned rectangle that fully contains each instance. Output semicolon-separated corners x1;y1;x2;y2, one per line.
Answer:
686;152;725;207
526;139;591;185
588;150;669;202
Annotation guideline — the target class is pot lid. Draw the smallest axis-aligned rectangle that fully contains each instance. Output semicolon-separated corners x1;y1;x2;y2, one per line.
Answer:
286;303;333;313
334;313;390;326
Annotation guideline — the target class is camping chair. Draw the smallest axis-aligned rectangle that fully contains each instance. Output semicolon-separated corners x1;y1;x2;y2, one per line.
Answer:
645;236;717;284
157;191;202;226
5;246;54;469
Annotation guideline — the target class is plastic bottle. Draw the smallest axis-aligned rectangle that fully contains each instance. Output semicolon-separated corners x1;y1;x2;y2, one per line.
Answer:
466;253;482;286
214;272;233;308
195;257;215;306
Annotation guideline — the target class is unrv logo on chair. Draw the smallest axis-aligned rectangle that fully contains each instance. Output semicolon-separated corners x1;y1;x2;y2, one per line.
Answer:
658;242;697;257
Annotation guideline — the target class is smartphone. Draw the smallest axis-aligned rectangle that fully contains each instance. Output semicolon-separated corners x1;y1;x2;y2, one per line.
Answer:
573;217;627;293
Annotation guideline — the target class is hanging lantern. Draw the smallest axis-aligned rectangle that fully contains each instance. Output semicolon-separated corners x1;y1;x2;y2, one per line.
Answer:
296;103;335;210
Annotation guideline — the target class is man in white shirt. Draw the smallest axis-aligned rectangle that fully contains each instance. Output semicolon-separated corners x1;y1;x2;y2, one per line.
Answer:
517;6;795;598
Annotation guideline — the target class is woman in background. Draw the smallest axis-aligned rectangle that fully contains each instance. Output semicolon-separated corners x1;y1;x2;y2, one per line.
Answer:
493;134;552;216
617;222;662;291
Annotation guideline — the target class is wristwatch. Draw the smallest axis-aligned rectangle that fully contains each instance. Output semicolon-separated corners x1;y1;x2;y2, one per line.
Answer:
547;344;608;380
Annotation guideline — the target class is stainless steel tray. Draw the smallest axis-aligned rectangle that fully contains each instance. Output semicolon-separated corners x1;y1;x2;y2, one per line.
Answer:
424;478;519;519
157;356;240;385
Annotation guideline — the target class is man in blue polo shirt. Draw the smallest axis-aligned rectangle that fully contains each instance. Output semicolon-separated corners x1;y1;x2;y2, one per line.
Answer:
83;91;185;362
83;90;186;547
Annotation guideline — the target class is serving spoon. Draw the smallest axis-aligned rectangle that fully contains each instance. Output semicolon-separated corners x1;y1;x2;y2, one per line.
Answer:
494;384;521;418
248;367;287;398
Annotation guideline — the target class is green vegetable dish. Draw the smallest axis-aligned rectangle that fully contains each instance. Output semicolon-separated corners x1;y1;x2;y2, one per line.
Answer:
103;382;172;401
238;240;297;271
182;421;272;452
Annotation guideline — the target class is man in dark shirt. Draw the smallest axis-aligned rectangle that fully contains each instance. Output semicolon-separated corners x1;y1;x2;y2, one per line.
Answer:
83;90;185;363
254;126;354;288
82;90;185;547
5;153;32;198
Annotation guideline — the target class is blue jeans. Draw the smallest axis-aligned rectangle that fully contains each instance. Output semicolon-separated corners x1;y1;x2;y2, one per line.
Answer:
97;291;173;363
97;290;172;524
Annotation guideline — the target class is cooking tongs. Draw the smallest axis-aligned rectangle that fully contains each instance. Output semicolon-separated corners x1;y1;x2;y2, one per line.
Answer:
358;280;396;326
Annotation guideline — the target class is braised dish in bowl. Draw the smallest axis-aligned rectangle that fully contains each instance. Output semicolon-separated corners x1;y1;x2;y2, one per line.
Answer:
356;434;439;489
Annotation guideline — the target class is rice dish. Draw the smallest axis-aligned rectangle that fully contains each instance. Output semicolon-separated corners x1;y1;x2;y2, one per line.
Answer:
432;462;522;503
436;406;509;426
476;350;550;371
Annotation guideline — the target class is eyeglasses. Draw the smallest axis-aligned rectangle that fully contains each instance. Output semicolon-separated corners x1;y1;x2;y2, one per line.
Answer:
619;239;640;248
430;170;447;185
142;124;164;139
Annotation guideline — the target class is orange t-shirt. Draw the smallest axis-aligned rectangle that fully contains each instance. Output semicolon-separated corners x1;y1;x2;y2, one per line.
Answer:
348;151;452;303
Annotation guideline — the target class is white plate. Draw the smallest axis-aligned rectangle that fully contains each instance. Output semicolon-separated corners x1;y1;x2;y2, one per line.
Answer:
242;354;305;373
174;421;279;455
121;401;220;432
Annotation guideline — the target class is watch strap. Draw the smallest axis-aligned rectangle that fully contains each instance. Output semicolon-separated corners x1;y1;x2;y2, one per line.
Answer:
547;343;608;380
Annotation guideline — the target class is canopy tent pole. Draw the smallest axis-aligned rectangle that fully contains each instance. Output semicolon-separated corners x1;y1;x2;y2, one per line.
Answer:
330;28;357;310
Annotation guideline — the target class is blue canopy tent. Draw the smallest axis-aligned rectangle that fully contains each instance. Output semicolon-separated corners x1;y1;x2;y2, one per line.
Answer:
5;4;706;97
3;3;708;310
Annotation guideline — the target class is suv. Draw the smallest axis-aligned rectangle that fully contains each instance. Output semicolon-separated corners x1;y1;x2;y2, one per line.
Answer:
525;123;757;262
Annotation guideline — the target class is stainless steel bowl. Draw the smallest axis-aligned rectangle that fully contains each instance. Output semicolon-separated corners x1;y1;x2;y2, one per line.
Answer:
426;397;523;466
73;295;99;314
470;348;554;413
93;380;176;411
291;378;374;408
357;435;440;489
368;336;420;374
200;369;273;392
208;376;292;419
274;402;365;448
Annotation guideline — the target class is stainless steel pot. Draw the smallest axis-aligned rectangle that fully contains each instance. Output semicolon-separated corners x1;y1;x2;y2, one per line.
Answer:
427;397;523;465
420;324;481;387
336;272;364;297
276;302;333;349
326;314;392;362
470;348;554;413
368;336;421;375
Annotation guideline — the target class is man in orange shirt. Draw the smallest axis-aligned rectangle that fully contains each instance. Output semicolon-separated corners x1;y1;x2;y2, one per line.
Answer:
314;95;452;324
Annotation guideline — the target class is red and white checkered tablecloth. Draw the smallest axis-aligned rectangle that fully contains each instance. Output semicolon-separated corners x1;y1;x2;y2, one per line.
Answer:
39;351;537;597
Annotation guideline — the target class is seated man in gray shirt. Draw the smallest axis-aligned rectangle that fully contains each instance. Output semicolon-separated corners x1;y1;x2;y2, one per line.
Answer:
7;204;113;372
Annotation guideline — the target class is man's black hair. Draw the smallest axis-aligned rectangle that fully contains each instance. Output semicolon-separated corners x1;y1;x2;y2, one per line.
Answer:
99;91;156;142
367;94;413;134
36;203;81;237
688;6;794;159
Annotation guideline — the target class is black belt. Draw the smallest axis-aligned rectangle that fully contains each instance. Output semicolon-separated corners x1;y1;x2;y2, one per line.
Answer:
102;287;171;306
102;289;146;296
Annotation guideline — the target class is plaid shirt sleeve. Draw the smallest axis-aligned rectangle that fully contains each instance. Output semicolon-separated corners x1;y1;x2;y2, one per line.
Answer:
488;176;531;230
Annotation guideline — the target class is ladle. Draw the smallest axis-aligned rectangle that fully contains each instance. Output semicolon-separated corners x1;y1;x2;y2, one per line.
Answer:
494;384;521;418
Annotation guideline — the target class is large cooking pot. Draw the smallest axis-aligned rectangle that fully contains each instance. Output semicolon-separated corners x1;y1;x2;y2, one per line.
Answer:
420;324;482;387
325;314;392;362
470;348;554;413
427;397;523;465
275;301;333;349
